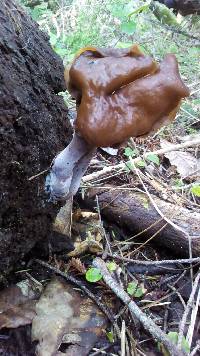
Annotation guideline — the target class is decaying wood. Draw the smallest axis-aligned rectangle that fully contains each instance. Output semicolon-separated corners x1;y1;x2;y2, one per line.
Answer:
84;189;200;257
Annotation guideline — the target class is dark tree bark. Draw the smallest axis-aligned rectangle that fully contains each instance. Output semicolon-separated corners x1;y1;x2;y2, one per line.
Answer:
156;0;200;15
175;0;200;15
0;0;72;272
83;189;200;257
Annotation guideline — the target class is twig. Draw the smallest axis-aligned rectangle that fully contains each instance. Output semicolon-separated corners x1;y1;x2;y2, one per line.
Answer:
93;257;186;356
34;259;114;324
91;348;118;356
186;283;200;347
190;342;200;356
121;320;126;356
129;158;187;234
112;218;164;251
107;254;200;266
82;138;200;183
142;272;187;311
168;284;186;310
146;17;200;42
28;168;49;181
126;222;168;257
96;195;112;258
177;270;200;350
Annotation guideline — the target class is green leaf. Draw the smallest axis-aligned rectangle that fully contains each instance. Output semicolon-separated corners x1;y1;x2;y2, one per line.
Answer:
85;268;102;282
127;282;146;297
192;98;200;105
107;261;117;272
121;21;136;34
108;4;126;19
124;147;138;157
106;331;114;343
181;337;190;354
49;33;58;47
182;103;198;116
128;2;150;18
146;154;160;165
135;160;146;168
125;161;134;172
174;179;183;187
191;184;200;197
31;3;48;21
167;332;190;354
116;41;133;49
54;47;68;57
167;331;178;344
188;47;200;55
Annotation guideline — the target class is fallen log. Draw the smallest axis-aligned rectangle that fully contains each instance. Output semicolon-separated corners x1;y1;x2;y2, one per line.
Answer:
84;189;200;257
0;0;72;272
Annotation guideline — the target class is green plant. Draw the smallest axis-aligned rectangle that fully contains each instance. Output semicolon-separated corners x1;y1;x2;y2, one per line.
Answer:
127;281;146;297
124;147;138;158
106;331;114;343
85;267;102;282
191;184;200;197
107;261;117;272
158;331;190;355
146;153;160;165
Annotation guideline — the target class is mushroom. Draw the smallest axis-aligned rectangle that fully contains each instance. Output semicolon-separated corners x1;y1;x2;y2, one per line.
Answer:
46;45;189;201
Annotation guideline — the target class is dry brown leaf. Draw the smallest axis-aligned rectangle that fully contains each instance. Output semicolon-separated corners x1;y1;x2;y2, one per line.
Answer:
68;210;103;257
68;238;103;257
68;258;87;274
32;277;108;356
160;139;200;178
0;282;37;329
54;206;103;256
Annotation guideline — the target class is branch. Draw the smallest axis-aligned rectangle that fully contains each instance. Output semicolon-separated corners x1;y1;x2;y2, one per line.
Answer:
178;270;200;349
107;254;200;266
93;257;186;356
82;138;200;183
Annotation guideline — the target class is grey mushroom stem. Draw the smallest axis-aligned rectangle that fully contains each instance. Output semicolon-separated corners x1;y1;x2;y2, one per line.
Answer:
45;132;96;201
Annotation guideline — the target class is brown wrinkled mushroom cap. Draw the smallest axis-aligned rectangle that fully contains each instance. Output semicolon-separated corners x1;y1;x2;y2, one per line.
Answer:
65;45;189;148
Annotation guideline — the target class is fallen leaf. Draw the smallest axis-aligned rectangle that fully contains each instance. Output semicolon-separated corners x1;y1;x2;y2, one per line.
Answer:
160;139;200;178
0;281;37;329
32;277;108;356
68;257;87;274
68;211;103;257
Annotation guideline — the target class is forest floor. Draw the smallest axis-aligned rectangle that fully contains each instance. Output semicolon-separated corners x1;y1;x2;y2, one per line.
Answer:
0;1;200;355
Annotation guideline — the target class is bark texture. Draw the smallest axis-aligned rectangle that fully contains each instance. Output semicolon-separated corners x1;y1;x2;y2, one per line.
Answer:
0;0;72;272
156;0;200;15
84;189;200;257
175;0;200;15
